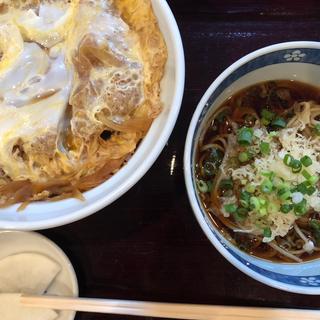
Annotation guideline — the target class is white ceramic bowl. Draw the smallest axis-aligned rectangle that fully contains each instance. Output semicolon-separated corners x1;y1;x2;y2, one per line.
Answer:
184;41;320;294
0;230;78;320
0;0;185;230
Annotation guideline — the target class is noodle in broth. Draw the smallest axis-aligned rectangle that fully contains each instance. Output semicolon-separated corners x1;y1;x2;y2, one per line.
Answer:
196;80;320;263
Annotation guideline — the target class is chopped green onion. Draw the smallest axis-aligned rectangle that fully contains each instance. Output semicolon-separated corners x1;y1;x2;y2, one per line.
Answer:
259;198;267;206
269;131;278;138
310;219;320;244
291;159;302;173
294;199;308;216
309;175;319;185
238;151;250;163
224;203;237;213
219;179;233;190
271;117;287;128
283;154;293;166
280;204;293;213
296;182;309;195
302;170;311;180
258;207;268;217
261;171;275;180
306;186;316;196
197;180;209;193
260;179;273;193
300;155;312;167
261;109;275;121
245;184;255;193
260;141;270;155
240;191;251;208
310;219;320;230
237;127;254;146
314;124;320;136
233;207;248;221
250;196;260;210
261;118;270;126
277;188;291;200
263;227;272;238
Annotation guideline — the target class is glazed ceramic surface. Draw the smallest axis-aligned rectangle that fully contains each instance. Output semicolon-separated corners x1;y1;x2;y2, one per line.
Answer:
184;41;320;294
0;0;185;230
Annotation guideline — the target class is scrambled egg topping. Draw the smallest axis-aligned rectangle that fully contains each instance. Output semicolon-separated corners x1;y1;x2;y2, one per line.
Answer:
0;0;167;205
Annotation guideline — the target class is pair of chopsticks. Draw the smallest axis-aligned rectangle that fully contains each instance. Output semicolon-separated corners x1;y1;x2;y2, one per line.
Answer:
21;295;320;320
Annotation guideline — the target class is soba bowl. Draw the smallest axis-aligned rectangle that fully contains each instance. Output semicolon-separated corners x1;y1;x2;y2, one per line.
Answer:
0;1;185;230
184;41;320;294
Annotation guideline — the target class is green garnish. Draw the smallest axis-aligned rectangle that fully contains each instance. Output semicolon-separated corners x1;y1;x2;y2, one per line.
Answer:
283;154;293;166
280;204;293;213
309;175;319;185
197;180;209;193
291;159;302;173
240;191;251;208
224;203;237;213
293;199;308;216
300;155;312;167
314;124;320;136
237;127;254;146
296;181;309;195
258;207;268;217
302;170;311;180
261;171;275;180
260;179;273;193
260;141;270;155
238;151;250;163
277;187;291;200
261;109;275;120
271;117;287;128
233;207;248;221
268;131;278;138
296;181;316;196
310;219;320;244
259;198;266;206
245;183;255;193
263;227;272;238
250;196;260;210
219;178;233;190
261;109;275;125
306;186;316;196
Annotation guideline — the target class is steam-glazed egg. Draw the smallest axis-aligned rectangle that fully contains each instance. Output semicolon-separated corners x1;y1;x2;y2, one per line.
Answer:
0;0;167;207
0;21;23;74
13;0;77;48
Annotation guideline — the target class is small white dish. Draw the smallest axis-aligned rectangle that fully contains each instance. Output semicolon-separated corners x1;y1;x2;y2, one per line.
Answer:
0;0;185;230
0;230;78;320
184;41;320;294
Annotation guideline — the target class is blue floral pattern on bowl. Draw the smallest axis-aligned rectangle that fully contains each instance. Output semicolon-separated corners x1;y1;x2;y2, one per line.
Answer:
190;45;320;292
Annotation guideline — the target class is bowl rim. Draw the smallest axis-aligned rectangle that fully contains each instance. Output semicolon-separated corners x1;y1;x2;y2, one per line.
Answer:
184;40;320;294
0;0;185;231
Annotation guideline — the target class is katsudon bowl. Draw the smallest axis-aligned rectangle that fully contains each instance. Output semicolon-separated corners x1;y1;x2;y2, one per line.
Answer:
184;41;320;294
0;0;184;230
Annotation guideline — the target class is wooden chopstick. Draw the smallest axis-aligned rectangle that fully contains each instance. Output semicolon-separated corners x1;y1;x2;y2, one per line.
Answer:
20;295;320;320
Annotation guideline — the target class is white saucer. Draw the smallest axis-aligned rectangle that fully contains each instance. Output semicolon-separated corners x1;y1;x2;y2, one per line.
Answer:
0;230;78;320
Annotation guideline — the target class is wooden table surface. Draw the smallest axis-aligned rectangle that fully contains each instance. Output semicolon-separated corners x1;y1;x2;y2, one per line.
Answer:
41;1;320;319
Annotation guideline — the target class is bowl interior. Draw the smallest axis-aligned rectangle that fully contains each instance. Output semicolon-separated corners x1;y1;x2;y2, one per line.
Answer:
0;1;184;230
187;43;320;294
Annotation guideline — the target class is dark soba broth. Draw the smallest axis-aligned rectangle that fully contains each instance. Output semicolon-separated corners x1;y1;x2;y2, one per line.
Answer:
196;80;320;263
